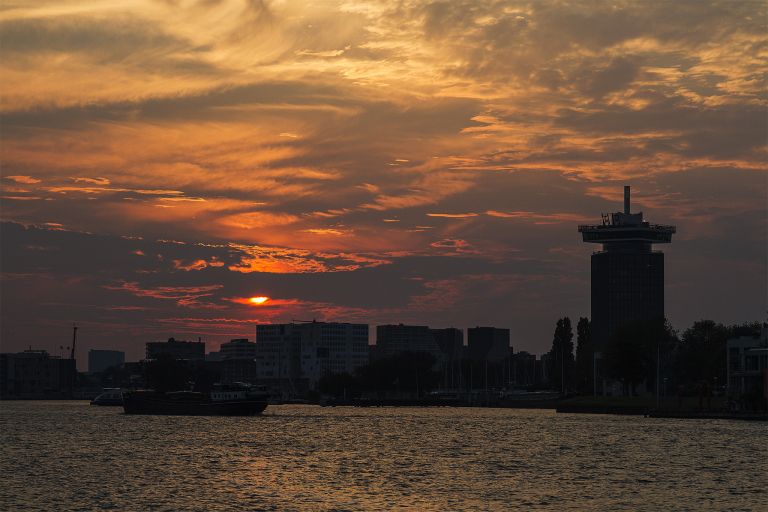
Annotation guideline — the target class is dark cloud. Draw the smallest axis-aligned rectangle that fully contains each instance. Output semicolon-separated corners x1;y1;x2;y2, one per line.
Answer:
555;98;767;159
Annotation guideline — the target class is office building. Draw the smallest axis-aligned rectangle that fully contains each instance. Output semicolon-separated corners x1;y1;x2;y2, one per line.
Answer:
375;324;442;361
579;186;675;348
727;325;768;399
220;339;257;360
0;350;76;399
431;327;464;361
254;322;369;392
467;327;511;362
145;338;205;361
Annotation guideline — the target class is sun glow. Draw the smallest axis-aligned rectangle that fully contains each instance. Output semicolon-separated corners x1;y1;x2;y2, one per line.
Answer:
248;296;269;305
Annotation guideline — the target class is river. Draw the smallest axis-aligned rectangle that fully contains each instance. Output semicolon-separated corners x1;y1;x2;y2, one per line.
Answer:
0;402;765;511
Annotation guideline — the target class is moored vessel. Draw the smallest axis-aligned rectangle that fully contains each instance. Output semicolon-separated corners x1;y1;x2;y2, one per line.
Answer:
122;383;268;416
90;388;124;406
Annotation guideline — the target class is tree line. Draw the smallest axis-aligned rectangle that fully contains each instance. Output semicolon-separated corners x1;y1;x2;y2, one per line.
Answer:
545;316;763;396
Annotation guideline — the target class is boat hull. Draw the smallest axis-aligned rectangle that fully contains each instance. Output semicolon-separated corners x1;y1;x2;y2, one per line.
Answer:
90;397;123;406
123;391;268;416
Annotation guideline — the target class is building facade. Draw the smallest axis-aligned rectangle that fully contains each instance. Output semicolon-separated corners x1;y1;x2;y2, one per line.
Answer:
219;339;258;385
0;350;76;399
220;339;257;360
467;327;511;362
375;324;442;361
431;328;464;361
145;338;205;361
254;322;369;392
88;349;125;373
579;186;675;348
727;325;768;400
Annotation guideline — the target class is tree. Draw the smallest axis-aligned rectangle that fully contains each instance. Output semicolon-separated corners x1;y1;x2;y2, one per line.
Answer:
575;317;592;394
671;320;761;391
675;320;729;385
318;372;357;398
603;318;675;396
547;317;575;393
356;351;439;396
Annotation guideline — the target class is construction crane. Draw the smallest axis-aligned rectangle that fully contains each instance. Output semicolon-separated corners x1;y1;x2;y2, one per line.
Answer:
70;324;78;360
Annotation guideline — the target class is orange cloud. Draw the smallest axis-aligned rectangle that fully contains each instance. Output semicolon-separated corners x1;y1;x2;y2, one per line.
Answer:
71;177;110;185
172;257;226;271
217;211;300;230
427;213;479;218
429;238;477;254
104;281;224;309
5;175;41;184
485;210;593;224
227;243;390;274
302;228;351;236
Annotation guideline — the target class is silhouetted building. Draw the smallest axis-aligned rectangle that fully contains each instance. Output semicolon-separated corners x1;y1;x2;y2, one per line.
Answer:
727;325;768;400
88;349;125;374
431;328;464;360
511;351;537;387
220;339;256;360
218;339;258;384
375;324;442;361
467;327;511;362
205;351;223;362
432;327;464;390
579;186;675;348
146;338;205;361
255;322;369;393
0;350;76;399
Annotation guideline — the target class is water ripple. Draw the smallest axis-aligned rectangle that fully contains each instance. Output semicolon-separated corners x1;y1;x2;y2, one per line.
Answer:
0;403;766;511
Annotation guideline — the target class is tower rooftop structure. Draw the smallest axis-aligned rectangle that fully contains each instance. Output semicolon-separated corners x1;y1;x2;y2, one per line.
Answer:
578;185;677;390
578;186;675;246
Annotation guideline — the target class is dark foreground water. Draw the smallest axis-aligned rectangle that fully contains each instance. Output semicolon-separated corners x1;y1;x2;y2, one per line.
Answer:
0;402;765;511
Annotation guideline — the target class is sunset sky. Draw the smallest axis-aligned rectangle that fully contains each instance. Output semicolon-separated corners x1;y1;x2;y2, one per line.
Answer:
1;0;766;364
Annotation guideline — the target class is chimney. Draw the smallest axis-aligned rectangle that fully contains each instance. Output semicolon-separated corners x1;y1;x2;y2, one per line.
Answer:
624;186;630;214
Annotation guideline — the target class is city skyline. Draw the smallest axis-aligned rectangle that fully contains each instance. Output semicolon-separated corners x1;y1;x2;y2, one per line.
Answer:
1;1;766;364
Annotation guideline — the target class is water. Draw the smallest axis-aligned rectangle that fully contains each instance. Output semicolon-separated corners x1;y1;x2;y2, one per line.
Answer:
0;402;765;511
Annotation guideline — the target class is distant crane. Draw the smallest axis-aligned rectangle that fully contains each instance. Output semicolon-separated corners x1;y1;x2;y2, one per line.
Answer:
70;324;78;360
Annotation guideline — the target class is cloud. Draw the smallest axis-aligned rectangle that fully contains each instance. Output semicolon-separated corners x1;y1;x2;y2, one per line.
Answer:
103;281;224;309
302;228;351;236
0;1;765;359
5;175;41;184
485;210;593;224
429;238;477;254
216;211;301;230
71;177;110;185
172;258;225;271
227;242;389;274
427;213;478;218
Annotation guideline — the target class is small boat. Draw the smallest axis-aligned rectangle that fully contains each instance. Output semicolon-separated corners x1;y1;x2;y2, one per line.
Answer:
122;382;269;416
90;388;124;406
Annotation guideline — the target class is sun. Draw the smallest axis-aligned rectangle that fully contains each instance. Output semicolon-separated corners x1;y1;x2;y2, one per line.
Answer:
248;296;269;305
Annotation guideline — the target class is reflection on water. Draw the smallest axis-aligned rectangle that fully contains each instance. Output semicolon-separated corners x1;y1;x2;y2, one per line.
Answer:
0;402;765;511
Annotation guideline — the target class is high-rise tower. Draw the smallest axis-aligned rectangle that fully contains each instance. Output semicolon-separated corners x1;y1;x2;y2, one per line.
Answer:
578;186;675;348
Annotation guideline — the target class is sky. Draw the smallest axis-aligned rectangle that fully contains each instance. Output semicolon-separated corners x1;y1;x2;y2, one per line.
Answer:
1;0;766;365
